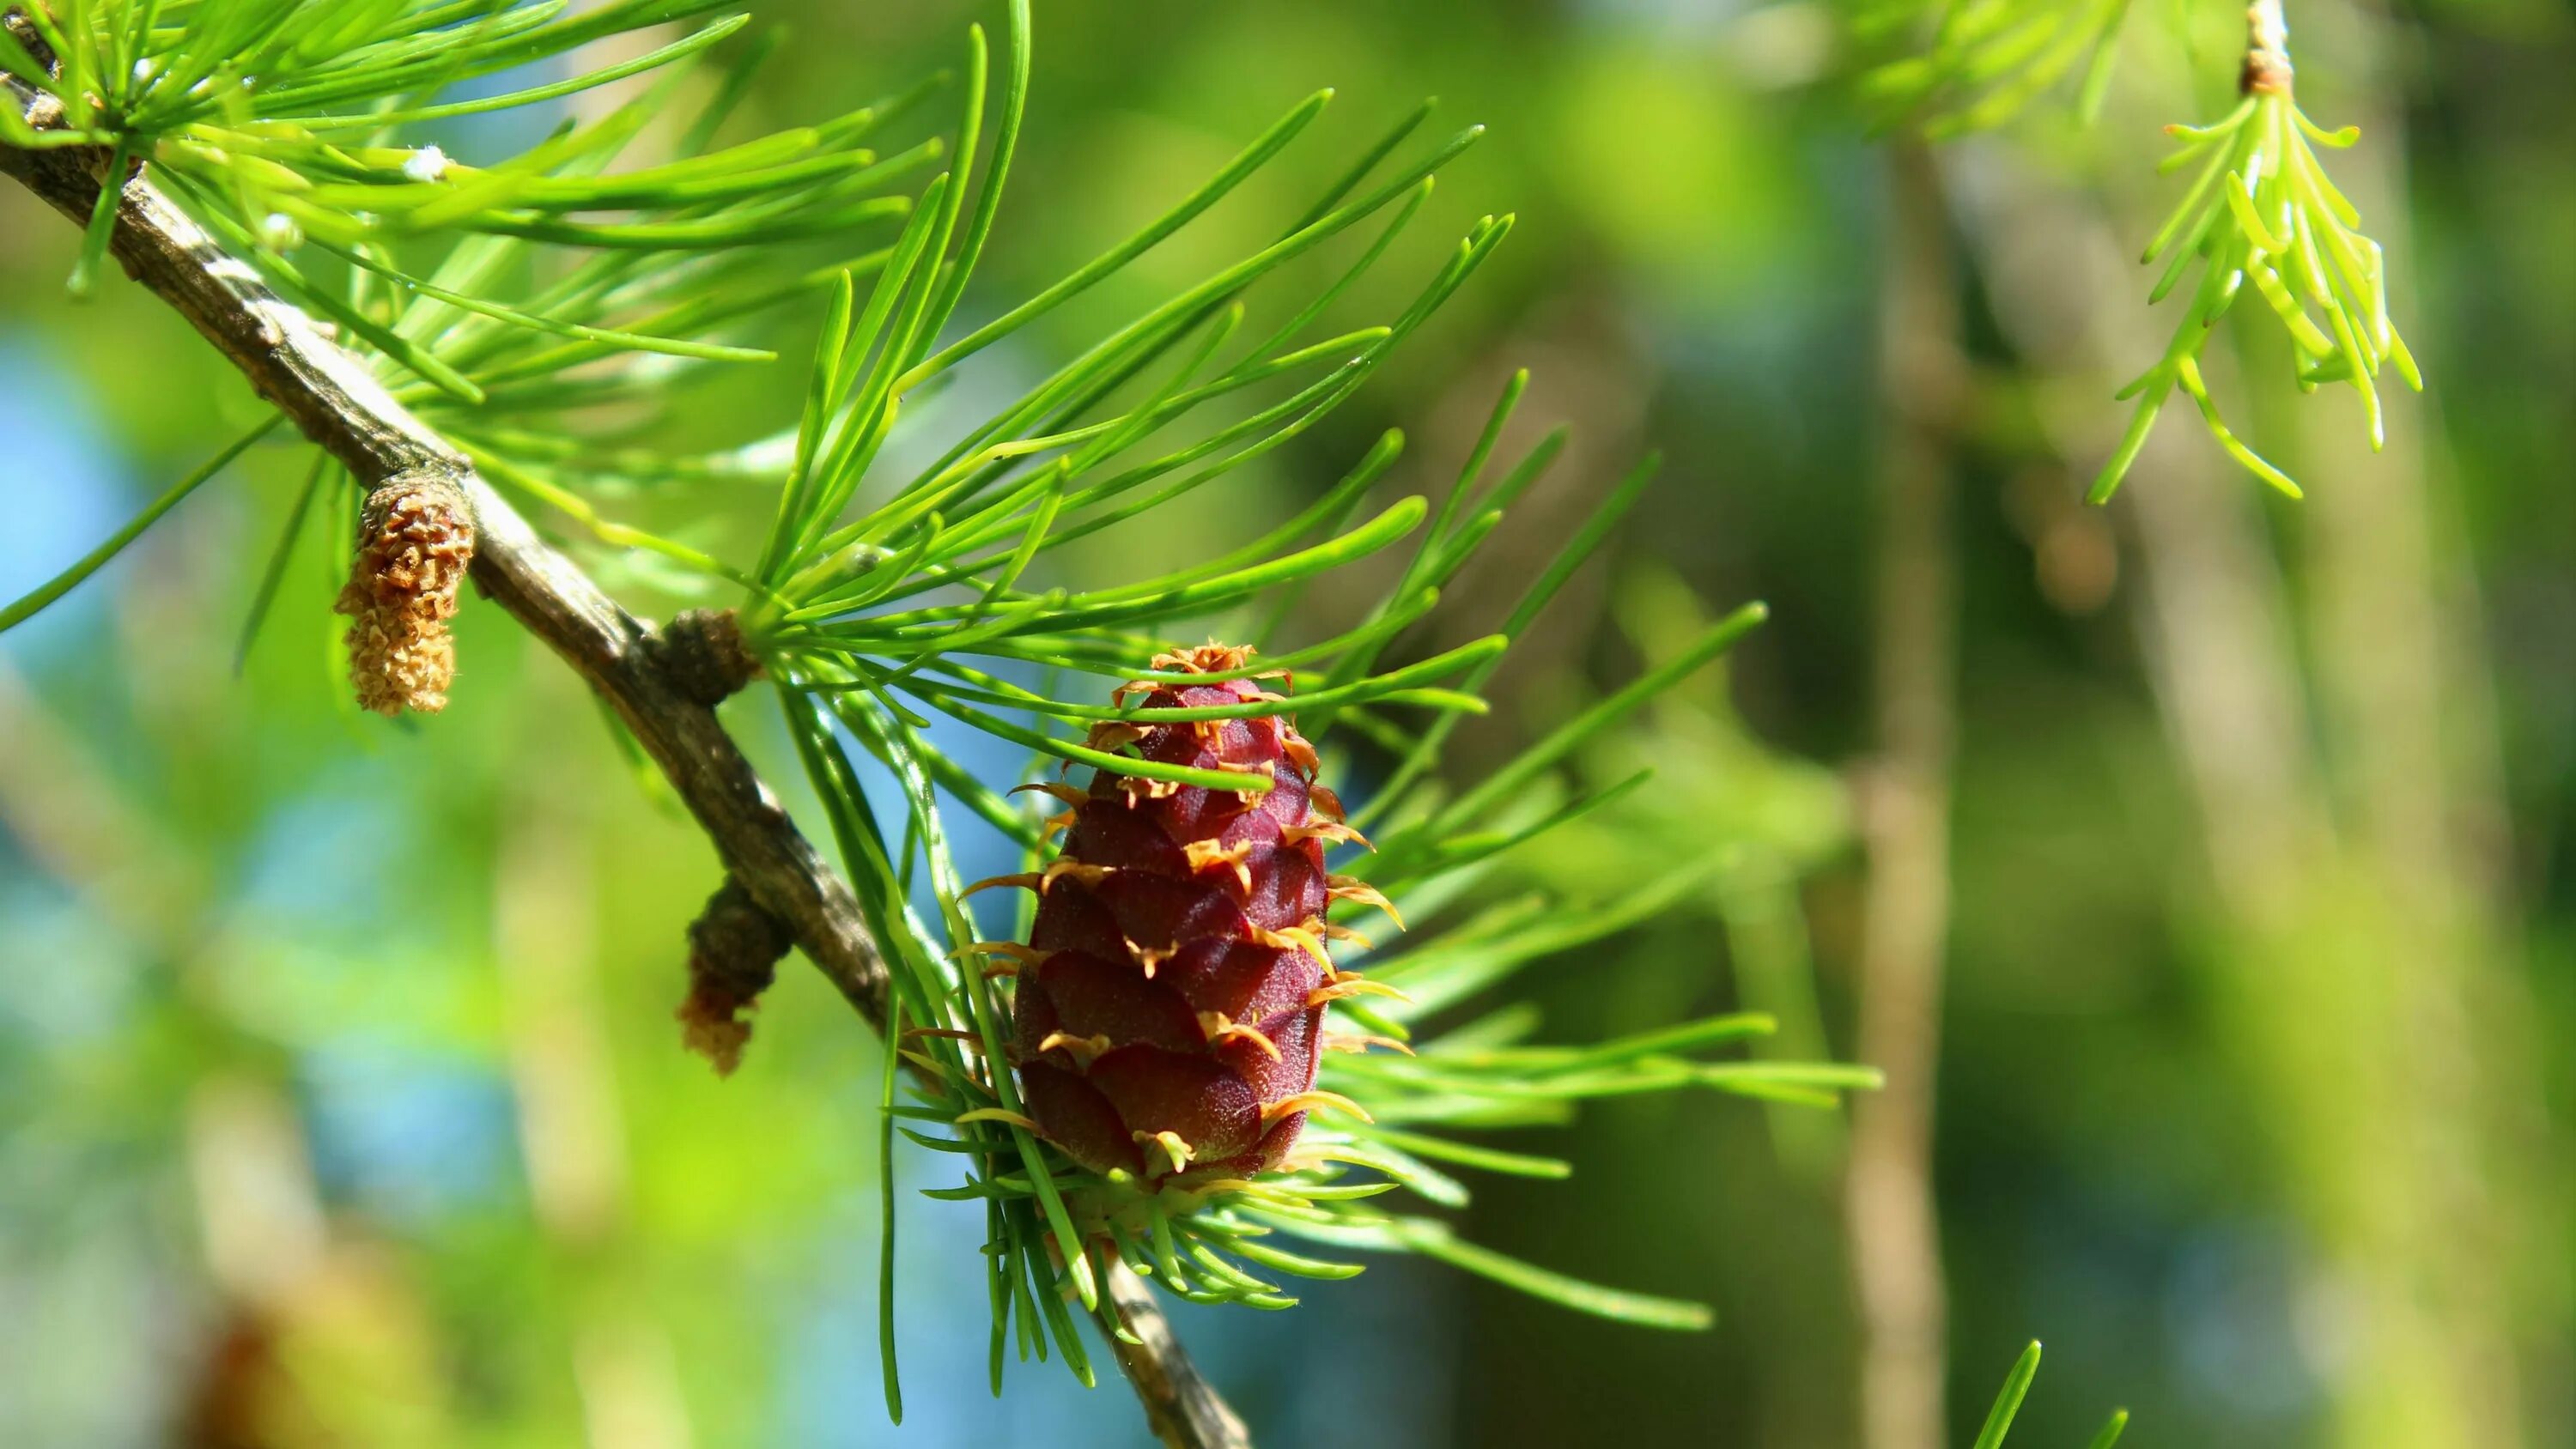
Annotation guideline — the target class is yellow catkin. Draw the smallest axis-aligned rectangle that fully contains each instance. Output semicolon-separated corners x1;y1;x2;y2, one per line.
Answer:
335;472;473;715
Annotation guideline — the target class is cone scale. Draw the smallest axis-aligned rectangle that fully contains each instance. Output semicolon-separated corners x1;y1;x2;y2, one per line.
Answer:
988;645;1383;1185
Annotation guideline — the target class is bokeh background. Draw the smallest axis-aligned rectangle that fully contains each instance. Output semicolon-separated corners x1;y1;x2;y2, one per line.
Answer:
3;1;2570;1445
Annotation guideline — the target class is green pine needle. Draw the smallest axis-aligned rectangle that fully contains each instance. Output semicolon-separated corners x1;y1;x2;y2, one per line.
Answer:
0;414;280;635
1972;1341;2045;1449
2090;90;2419;502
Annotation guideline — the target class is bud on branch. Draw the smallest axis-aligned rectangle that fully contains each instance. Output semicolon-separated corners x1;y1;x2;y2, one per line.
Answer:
2241;0;2293;97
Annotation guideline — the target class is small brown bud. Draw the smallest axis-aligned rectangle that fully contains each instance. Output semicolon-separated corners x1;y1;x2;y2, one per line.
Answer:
655;608;762;707
677;876;794;1075
336;472;473;715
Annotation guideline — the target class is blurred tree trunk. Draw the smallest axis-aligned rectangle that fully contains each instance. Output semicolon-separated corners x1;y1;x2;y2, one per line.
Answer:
1946;47;2561;1434
2279;73;2550;1446
1847;138;1963;1449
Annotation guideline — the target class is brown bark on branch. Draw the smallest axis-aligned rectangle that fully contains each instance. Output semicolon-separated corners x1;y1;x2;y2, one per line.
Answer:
1108;1261;1255;1449
3;94;1242;1449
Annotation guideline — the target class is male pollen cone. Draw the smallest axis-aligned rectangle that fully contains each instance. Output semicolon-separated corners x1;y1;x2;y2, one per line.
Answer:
992;644;1386;1184
336;474;471;716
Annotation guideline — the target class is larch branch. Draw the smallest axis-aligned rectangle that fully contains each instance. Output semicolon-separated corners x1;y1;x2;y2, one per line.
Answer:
3;88;1242;1449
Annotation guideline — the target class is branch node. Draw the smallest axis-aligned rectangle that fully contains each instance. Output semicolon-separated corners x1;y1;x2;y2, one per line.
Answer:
2240;0;2293;96
677;875;794;1075
654;608;762;708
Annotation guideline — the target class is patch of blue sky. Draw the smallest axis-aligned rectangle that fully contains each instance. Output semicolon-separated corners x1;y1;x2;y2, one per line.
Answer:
0;336;134;665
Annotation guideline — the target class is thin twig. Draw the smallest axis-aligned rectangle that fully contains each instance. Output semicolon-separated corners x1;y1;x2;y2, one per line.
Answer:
1845;137;1962;1449
2241;0;2293;96
3;100;1242;1449
1108;1261;1255;1449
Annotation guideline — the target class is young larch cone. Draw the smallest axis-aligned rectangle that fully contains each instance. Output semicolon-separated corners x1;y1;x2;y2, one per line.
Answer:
336;472;473;715
987;644;1396;1185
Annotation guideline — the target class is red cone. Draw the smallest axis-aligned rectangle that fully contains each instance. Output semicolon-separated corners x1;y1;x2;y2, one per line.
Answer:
993;645;1373;1182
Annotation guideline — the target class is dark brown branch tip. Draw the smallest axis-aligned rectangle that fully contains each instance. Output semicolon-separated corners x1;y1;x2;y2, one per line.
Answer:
2240;54;2293;97
653;608;763;708
677;876;795;1076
